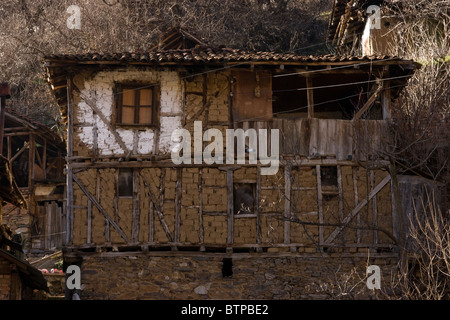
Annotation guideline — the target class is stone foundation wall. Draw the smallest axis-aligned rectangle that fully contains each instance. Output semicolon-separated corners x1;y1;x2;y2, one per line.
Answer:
74;251;400;300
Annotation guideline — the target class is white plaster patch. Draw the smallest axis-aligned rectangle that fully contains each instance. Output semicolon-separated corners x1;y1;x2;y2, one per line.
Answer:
159;116;182;154
137;130;155;154
75;67;183;156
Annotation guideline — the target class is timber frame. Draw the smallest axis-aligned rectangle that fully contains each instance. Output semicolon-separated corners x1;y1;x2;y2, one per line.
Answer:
44;42;418;258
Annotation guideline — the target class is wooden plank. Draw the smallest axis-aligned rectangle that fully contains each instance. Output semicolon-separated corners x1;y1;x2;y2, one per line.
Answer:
284;163;292;244
73;175;130;243
149;199;154;243
316;165;324;244
256;166;261;247
227;169;234;246
132;168;140;243
324;174;391;245
352;85;383;121
99;171;109;243
140;170;174;242
353;167;360;243
337;165;344;223
175;168;182;243
306;77;314;118
382;80;391;120
309;118;319;156
370;170;378;245
87;198;92;244
93;113;98;157
198;168;204;246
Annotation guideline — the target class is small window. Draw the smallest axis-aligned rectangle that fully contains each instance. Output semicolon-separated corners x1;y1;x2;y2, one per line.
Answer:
117;85;158;125
320;166;338;187
233;183;256;215
118;169;133;197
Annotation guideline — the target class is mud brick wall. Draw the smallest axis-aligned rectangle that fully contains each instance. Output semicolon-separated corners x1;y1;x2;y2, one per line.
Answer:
77;252;400;300
1;202;31;253
0;258;12;300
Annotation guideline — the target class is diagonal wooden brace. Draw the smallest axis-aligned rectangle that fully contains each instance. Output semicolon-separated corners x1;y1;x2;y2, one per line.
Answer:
324;174;391;245
73;175;130;243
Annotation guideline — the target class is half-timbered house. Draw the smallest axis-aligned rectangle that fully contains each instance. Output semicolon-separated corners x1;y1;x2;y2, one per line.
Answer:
1;109;66;255
44;30;418;299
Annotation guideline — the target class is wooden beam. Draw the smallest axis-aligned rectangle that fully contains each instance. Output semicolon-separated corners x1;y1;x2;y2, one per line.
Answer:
316;165;324;244
140;170;174;242
227;169;234;246
175;168;182;243
324;174;391;245
132;168;140;243
198;168;204;248
73;174;130;243
284;163;292;244
352;85;383;121
306;76;314;118
256;166;262;248
66;76;74;246
382;80;392;120
370;170;378;245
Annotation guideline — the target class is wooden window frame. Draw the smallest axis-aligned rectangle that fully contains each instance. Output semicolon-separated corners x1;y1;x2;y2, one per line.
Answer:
115;83;160;127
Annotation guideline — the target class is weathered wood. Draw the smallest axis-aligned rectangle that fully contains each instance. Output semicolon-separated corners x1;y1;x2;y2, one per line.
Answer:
316;165;324;244
140;170;174;242
337;165;344;223
370;170;378;244
306;77;314;118
284;163;292;244
132;168;140;243
352;85;383;121
66;76;74;245
175;168;182;243
256;166;262;247
73;174;130;243
324;174;391;245
99;171;109;243
198;168;204;246
382;80;391;120
353;167;360;243
149;199;154;243
87;198;92;244
227;169;234;246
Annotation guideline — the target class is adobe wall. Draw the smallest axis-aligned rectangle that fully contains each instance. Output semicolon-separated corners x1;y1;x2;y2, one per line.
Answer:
75;251;400;300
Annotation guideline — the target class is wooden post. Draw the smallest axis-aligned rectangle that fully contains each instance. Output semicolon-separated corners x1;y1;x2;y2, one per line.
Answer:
175;168;182;244
256;166;262;249
198;168;204;249
370;170;378;245
284;163;292;245
132;168;140;243
66;76;74;245
316;165;324;244
352;167;360;243
306;76;314;119
382;79;391;121
0;83;11;154
226;169;234;248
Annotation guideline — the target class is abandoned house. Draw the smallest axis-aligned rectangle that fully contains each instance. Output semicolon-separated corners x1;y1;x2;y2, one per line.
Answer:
0;107;66;256
329;0;449;217
328;0;399;56
1;143;49;299
44;28;419;299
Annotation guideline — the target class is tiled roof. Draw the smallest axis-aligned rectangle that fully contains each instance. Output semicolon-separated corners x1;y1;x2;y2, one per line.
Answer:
44;48;407;65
